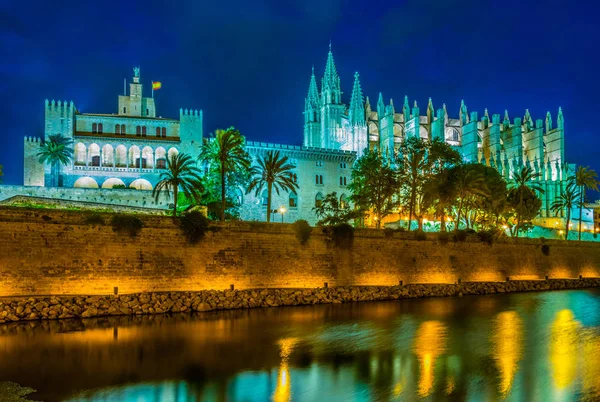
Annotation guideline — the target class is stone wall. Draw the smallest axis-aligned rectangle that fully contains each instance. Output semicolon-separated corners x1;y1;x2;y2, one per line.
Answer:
0;208;599;298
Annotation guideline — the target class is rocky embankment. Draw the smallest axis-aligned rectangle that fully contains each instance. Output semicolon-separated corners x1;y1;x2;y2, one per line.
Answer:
1;278;599;323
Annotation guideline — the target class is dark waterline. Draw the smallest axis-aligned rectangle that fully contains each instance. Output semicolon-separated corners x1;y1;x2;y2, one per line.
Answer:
0;289;599;402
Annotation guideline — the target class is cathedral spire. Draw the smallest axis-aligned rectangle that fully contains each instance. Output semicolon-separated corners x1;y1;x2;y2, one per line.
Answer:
322;43;341;104
349;72;365;125
306;65;320;110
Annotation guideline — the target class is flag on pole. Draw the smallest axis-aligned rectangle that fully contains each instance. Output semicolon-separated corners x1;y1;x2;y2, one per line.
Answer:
152;81;162;90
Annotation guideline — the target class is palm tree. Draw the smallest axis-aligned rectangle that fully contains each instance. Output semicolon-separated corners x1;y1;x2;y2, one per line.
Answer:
423;170;456;232
153;153;204;216
37;134;73;187
574;166;599;240
551;178;580;240
198;127;251;221
247;151;298;222
452;165;489;231
510;166;545;237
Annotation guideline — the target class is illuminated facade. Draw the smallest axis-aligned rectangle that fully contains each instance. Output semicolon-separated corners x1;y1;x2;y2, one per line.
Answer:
23;68;202;190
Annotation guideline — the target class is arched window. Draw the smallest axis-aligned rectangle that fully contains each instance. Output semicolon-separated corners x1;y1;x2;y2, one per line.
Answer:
343;177;347;185
88;143;100;166
289;192;298;208
123;107;126;114
136;126;141;136
142;126;147;137
155;147;166;169
261;189;269;206
146;108;149;116
162;127;166;137
156;127;161;137
340;177;343;185
319;175;323;185
98;123;103;133
315;193;324;207
92;123;97;133
115;124;120;135
340;194;348;209
121;124;126;135
315;175;319;184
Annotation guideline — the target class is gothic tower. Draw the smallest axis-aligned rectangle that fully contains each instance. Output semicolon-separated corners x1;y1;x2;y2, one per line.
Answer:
320;44;345;149
348;72;368;156
303;66;321;148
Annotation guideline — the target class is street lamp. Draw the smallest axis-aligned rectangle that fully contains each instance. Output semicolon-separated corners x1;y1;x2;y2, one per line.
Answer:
279;206;286;223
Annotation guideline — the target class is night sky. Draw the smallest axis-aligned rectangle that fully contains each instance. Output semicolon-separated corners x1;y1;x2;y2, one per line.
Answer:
1;0;598;188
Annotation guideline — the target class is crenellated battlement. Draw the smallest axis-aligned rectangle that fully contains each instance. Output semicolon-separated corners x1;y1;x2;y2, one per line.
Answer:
45;99;75;114
24;136;42;144
179;108;202;118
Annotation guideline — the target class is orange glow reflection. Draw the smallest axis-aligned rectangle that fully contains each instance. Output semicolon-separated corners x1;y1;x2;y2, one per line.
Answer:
549;310;580;390
491;311;523;396
413;320;447;397
272;337;298;402
581;329;600;396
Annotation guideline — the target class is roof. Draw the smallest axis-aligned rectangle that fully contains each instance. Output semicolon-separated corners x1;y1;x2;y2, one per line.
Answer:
78;113;178;122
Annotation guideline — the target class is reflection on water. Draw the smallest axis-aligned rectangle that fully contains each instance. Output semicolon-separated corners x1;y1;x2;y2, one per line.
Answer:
0;289;599;401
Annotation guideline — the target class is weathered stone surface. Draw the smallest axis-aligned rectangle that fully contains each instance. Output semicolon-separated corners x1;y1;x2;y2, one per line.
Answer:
0;279;599;323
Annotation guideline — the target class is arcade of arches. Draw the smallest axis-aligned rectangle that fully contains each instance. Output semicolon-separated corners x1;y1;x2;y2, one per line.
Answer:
73;143;177;170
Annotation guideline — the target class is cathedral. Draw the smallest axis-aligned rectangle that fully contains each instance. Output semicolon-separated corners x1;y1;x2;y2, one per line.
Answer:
12;46;588;229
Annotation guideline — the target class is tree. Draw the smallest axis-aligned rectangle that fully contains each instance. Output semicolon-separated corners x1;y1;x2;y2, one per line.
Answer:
397;138;461;230
464;163;508;230
422;169;456;232
450;164;489;231
509;166;544;237
574;166;599;240
507;186;542;237
551;178;580;240
348;150;398;228
153;153;204;216
247;151;298;222
312;191;361;226
37;134;73;187
198;127;251;221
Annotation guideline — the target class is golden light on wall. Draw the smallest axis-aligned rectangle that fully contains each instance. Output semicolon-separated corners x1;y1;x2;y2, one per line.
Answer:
491;311;523;397
413;320;447;397
549;309;580;391
581;328;600;396
272;337;299;402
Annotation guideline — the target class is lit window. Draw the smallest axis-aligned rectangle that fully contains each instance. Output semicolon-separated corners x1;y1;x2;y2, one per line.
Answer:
156;158;166;169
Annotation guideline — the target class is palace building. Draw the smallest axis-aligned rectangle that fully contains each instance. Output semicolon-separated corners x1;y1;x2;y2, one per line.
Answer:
13;47;592;230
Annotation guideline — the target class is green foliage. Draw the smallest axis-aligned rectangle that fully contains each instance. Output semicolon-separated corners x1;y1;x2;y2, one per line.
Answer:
292;219;313;244
313;191;361;226
84;213;105;225
153;152;204;217
454;230;468;242
551;178;580;241
383;227;396;238
476;230;495;245
36;134;74;187
348;150;397;228
507;186;542;235
247;150;298;223
324;223;355;249
541;244;551;256
575;166;599;241
111;215;144;238
112;184;127;189
414;230;427;241
179;211;211;244
198;127;252;221
437;231;450;244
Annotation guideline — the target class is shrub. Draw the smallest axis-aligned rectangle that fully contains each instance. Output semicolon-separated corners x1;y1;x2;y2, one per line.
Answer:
476;230;494;245
384;227;396;238
180;211;211;244
325;223;354;249
541;244;550;256
111;215;143;238
397;226;407;232
437;231;450;244
112;184;127;189
454;230;468;242
292;220;313;245
414;230;427;241
84;214;105;225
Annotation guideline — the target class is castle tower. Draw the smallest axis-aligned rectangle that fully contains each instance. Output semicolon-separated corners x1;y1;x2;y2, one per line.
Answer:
24;137;44;186
118;67;156;117
179;108;203;156
320;43;346;149
42;99;76;186
303;66;321;148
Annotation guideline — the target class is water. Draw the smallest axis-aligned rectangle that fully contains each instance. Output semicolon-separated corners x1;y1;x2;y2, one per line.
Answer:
0;289;599;402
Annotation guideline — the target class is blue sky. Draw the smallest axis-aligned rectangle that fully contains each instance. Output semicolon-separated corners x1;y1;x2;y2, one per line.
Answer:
1;0;598;187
